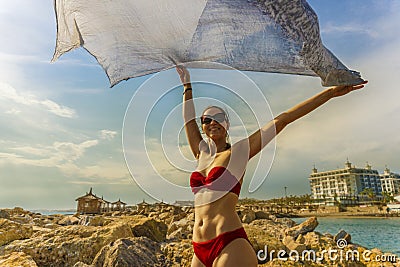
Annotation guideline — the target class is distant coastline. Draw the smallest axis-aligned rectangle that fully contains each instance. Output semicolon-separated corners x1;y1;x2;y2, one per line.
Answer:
29;209;76;216
292;211;399;218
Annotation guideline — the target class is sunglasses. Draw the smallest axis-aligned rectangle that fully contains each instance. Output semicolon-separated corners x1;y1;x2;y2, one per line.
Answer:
201;113;227;125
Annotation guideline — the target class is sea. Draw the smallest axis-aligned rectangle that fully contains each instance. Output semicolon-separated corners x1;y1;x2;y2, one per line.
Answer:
31;209;76;216
292;217;400;256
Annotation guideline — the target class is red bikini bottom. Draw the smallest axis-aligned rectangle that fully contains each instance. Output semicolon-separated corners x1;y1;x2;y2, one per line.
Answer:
192;227;250;267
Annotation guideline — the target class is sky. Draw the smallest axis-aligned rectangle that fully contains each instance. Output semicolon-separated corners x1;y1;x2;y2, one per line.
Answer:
0;0;399;210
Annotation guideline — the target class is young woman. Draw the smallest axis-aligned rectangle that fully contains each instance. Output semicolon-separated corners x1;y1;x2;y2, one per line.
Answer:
176;66;366;267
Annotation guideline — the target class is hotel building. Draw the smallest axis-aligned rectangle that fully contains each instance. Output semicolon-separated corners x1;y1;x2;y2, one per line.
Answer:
308;160;400;204
380;167;400;195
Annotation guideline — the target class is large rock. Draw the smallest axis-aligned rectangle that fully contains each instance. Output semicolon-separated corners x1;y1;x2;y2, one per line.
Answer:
92;237;164;267
302;231;320;248
276;218;297;228
255;211;270;220
125;217;167;242
79;216;111;227
167;213;187;225
249;218;289;240
167;218;194;240
0;218;33;246
58;215;80;226
43;223;60;230
267;215;296;228
8;207;29;216
334;229;351;244
161;240;193;267
282;235;307;254
158;212;173;224
284;217;318;239
9;214;33;225
1;222;133;267
1;216;167;266
240;209;256;224
168;227;193;240
32;218;46;227
0;210;10;220
0;252;38;267
244;224;287;264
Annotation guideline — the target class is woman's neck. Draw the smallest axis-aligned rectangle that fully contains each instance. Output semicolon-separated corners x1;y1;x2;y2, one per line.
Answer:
215;141;228;153
207;137;228;154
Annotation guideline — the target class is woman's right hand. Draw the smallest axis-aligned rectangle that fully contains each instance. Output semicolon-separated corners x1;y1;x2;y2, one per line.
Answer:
176;66;191;85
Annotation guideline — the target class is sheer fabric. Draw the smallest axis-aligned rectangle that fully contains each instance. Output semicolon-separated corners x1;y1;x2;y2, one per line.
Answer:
52;0;363;87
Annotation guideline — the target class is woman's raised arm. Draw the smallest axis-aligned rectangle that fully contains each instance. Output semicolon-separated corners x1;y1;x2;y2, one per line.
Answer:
247;81;368;159
177;66;203;159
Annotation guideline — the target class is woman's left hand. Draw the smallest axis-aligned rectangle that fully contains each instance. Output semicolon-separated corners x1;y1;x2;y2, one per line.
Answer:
330;80;368;98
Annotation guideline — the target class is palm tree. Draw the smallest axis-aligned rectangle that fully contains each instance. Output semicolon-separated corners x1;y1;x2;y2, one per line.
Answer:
366;188;376;201
333;192;339;205
360;188;375;204
381;192;395;204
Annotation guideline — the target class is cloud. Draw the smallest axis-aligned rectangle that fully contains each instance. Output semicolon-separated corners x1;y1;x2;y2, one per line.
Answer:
0;52;42;64
41;99;76;118
319;1;400;46
321;24;378;38
99;130;118;140
53;140;99;162
0;1;54;54
0;82;76;118
52;57;101;68
5;108;21;115
63;161;131;182
2;140;98;168
2;139;131;182
0;152;22;159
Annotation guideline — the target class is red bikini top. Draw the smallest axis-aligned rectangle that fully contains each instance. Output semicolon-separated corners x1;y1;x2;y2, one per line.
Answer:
190;166;242;196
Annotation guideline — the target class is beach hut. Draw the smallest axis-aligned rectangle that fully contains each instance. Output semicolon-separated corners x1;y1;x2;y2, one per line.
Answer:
100;196;111;212
75;188;103;214
111;199;127;211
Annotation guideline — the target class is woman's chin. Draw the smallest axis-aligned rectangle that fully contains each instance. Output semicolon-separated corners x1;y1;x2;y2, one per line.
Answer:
208;133;224;140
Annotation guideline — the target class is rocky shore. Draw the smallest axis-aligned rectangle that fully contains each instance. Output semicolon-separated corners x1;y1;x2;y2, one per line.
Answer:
0;206;398;267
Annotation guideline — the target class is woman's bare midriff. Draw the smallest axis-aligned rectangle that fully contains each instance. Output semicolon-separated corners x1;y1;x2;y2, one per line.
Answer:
193;191;242;242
